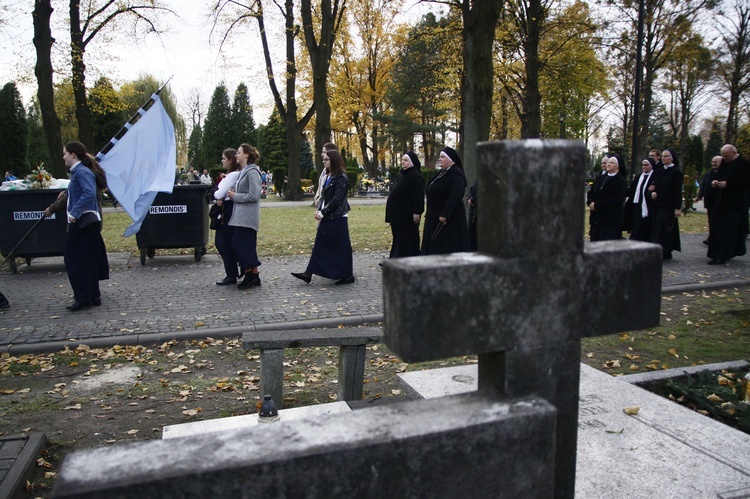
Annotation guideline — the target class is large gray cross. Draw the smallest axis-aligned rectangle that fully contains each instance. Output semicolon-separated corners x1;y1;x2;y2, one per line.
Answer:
383;140;662;498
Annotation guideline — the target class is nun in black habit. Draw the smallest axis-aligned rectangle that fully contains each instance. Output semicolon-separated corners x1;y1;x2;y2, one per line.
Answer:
421;146;469;255
385;151;425;258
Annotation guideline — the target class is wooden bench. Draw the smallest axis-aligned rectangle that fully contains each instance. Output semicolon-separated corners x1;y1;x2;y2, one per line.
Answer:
242;327;383;409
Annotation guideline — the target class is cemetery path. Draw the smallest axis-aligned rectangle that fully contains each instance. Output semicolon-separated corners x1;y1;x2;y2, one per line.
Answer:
0;233;747;355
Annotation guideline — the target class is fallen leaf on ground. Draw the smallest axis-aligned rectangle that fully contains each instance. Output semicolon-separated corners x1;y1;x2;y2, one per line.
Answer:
623;406;641;415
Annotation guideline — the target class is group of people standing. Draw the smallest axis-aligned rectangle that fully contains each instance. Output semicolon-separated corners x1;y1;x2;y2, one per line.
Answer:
588;144;749;265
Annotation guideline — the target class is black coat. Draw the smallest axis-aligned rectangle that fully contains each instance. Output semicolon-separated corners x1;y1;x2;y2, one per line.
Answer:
715;156;750;212
421;167;468;255
623;171;652;233
590;174;627;235
385;167;425;224
649;165;683;210
698;169;720;210
320;174;350;219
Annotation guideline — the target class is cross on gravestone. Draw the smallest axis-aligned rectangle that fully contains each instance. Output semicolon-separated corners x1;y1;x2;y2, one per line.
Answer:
382;140;662;498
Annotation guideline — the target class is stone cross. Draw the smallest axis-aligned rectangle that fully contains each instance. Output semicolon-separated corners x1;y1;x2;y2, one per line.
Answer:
382;140;662;498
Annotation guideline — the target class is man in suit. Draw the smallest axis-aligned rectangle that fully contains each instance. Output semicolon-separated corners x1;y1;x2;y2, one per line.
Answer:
648;149;683;260
695;156;721;245
707;144;750;264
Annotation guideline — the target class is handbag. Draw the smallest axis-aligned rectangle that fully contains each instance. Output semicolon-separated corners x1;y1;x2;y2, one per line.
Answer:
77;212;99;230
209;203;223;230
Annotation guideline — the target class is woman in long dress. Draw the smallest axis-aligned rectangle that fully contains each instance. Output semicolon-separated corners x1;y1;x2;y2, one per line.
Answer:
421;146;468;255
228;144;263;289
291;149;355;285
385;151;424;258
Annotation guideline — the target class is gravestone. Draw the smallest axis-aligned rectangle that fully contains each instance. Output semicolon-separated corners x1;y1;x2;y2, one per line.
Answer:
382;140;662;497
51;141;661;498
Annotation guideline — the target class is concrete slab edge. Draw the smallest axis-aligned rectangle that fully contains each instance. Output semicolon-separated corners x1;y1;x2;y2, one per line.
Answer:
662;278;750;294
0;314;384;356
620;359;750;385
0;432;46;499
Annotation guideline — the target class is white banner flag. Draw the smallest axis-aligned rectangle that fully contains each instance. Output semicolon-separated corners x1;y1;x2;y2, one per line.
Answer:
99;95;176;237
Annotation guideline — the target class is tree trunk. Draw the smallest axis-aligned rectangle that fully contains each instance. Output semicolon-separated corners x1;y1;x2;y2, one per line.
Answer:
460;0;502;186
520;0;543;140
33;0;65;178
69;0;93;150
301;0;344;176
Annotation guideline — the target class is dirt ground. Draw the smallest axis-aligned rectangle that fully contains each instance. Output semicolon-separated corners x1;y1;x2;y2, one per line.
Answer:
1;290;748;497
0;330;471;497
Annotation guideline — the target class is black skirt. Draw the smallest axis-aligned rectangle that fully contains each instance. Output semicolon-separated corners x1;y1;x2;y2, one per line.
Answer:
306;217;353;280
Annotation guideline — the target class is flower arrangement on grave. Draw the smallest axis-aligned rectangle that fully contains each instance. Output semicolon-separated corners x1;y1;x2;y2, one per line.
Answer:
24;165;54;189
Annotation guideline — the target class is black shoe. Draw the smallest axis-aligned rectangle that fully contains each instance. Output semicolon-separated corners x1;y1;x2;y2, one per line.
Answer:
708;259;726;265
291;272;312;284
335;276;355;285
92;297;101;306
216;276;237;285
702;239;709;245
66;301;90;312
0;296;8;310
237;274;261;290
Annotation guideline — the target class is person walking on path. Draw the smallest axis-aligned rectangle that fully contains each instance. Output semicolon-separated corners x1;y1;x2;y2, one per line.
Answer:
385;151;424;258
213;148;242;285
421;146;468;255
648;149;683;260
625;157;655;242
696;156;721;245
589;156;628;241
707;144;750;264
292;149;355;285
60;141;110;311
228;144;263;289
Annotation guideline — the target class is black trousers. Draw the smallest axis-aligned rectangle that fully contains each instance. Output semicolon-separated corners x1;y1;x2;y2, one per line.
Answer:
231;226;260;273
64;223;108;303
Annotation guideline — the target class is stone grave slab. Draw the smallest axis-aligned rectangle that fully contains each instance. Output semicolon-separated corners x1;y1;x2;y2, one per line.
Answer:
162;401;351;439
398;363;750;497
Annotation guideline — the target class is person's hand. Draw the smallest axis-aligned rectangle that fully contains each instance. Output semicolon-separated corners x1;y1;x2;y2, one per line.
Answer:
675;209;682;217
651;191;657;199
68;216;76;223
314;210;323;221
718;181;727;189
44;208;52;217
413;214;420;224
439;216;447;224
589;204;596;213
228;189;235;200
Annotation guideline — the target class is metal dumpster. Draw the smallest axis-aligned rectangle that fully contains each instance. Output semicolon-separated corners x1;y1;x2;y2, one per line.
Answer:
135;185;210;265
0;189;67;273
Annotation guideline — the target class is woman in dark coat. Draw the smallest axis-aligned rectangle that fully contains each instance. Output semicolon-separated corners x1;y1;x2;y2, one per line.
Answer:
385;151;425;258
60;141;110;311
292;150;355;285
421;146;468;255
589;156;627;241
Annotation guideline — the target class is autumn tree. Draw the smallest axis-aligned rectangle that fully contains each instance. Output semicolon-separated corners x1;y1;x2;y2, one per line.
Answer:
0;82;29;176
603;0;716;164
332;0;405;177
703;118;723;169
89;77;127;153
33;0;65;177
300;0;347;174
67;0;173;150
213;0;315;200
187;124;203;169
661;31;714;162
385;12;458;165
716;0;750;144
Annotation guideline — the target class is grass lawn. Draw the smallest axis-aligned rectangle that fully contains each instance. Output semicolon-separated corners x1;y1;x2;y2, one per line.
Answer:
101;200;711;255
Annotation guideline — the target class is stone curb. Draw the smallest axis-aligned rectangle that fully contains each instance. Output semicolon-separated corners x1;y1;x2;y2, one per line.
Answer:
2;314;385;356
661;278;750;294
620;359;750;385
0;432;46;499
